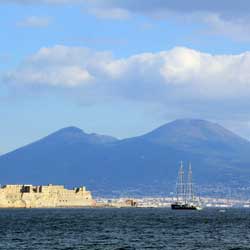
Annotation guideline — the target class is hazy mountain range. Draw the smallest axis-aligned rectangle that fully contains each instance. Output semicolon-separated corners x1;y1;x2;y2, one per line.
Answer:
1;119;250;196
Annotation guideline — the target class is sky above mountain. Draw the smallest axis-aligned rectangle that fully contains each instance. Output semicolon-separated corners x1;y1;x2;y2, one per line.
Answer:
1;0;250;153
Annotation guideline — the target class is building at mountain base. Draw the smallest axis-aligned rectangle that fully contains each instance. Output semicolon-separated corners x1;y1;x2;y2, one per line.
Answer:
0;184;95;208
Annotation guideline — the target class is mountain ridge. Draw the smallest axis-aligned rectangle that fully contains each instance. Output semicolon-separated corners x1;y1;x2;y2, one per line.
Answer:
1;119;250;196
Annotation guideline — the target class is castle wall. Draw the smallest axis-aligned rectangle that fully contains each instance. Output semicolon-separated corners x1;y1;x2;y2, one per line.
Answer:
0;184;95;208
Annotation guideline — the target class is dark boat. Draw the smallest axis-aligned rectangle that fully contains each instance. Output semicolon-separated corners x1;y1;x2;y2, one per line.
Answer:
171;203;200;210
171;162;202;210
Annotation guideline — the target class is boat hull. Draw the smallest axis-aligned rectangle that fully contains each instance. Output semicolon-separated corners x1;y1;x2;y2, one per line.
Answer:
171;203;201;210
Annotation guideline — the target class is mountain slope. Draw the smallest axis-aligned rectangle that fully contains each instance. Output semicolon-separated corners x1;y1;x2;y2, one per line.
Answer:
142;119;250;153
1;119;250;195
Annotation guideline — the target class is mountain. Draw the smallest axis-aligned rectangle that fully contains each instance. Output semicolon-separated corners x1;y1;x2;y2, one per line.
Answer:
142;119;250;156
38;126;118;145
1;119;250;196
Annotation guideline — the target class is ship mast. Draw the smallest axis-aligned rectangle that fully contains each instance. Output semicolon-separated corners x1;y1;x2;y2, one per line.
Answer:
187;163;194;202
176;161;185;203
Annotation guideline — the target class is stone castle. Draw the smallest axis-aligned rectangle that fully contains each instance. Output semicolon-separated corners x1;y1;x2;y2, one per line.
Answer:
0;184;95;208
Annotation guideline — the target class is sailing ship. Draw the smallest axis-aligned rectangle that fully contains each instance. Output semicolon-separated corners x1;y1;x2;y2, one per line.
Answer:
171;162;202;210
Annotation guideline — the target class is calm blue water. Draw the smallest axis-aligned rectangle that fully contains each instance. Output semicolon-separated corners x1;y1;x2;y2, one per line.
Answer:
0;208;249;249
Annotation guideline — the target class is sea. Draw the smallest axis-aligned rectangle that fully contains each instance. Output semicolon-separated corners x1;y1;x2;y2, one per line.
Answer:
0;208;249;250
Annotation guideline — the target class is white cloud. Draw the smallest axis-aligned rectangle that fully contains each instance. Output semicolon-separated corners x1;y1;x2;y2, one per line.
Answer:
17;16;51;28
6;66;92;87
4;45;250;102
4;45;95;88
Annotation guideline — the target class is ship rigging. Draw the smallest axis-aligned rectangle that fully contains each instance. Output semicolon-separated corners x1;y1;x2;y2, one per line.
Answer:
171;162;202;210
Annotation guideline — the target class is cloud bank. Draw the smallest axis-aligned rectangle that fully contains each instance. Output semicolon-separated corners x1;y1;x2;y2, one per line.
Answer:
85;1;250;41
4;45;250;103
2;0;250;12
83;0;250;17
3;0;250;40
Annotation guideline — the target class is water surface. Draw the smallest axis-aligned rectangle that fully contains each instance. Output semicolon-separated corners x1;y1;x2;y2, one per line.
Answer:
0;208;249;249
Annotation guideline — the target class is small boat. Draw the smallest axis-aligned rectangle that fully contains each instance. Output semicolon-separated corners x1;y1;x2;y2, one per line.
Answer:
171;162;202;210
171;203;201;210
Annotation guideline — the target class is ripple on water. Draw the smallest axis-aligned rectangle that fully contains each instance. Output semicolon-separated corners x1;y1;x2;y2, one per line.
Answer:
0;208;249;249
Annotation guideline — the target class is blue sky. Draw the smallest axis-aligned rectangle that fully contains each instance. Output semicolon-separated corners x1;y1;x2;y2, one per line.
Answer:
1;0;250;153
